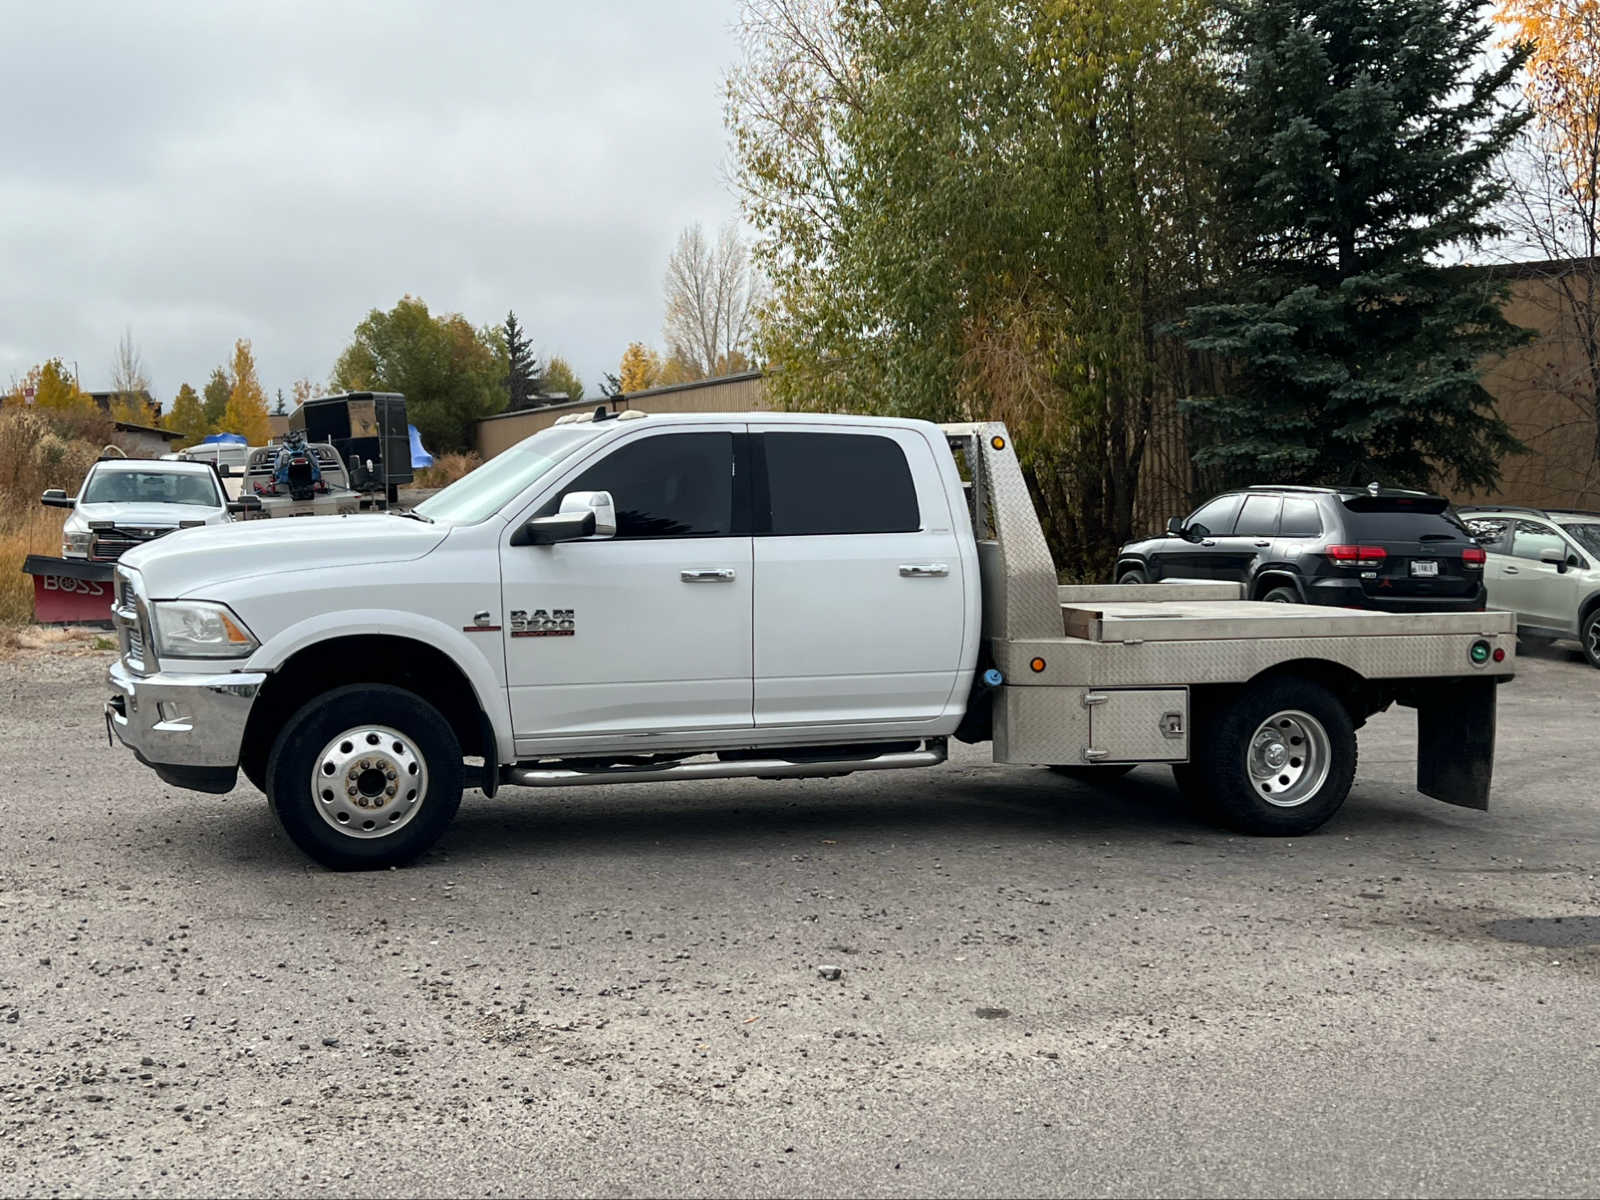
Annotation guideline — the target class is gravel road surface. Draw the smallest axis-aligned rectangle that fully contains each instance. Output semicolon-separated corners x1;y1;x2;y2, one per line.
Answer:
1;640;1596;1198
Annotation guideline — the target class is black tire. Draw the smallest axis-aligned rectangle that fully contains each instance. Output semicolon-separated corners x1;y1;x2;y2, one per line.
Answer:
1192;677;1357;836
1116;568;1148;585
265;684;463;870
1261;586;1299;604
1581;610;1600;668
1170;762;1213;810
1049;763;1136;781
242;756;267;795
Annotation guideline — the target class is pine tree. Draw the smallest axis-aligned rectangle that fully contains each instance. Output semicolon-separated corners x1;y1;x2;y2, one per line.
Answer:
502;311;539;409
164;382;209;448
1180;0;1532;492
273;388;288;416
201;366;231;428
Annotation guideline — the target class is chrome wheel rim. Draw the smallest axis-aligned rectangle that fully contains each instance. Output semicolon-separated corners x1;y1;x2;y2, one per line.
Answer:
310;725;427;839
1247;709;1330;808
1588;619;1600;661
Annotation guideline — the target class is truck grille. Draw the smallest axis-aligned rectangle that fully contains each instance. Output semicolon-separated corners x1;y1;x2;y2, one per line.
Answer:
113;569;154;673
91;526;175;562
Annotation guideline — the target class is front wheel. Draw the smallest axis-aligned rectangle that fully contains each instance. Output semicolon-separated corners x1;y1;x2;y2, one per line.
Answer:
1582;610;1600;668
266;684;464;869
1117;568;1148;585
1193;678;1357;836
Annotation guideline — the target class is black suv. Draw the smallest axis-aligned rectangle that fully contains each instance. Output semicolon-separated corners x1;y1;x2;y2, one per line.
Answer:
1114;485;1487;612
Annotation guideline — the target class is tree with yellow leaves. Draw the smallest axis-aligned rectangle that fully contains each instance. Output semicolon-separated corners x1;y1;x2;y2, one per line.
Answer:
220;339;272;445
617;342;663;393
1498;0;1600;463
14;359;97;417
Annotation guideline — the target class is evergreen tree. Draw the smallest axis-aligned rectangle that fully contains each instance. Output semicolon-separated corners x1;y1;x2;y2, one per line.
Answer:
201;366;231;428
274;388;288;416
1180;0;1532;492
502;310;539;409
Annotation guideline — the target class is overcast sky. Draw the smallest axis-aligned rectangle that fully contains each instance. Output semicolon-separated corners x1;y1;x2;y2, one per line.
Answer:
0;0;746;406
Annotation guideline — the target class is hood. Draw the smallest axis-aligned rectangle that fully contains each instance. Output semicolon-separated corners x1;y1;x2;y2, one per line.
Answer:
121;513;450;599
69;501;225;530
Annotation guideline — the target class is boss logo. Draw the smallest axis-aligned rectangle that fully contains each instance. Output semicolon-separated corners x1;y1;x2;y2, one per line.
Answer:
509;608;575;638
42;576;106;596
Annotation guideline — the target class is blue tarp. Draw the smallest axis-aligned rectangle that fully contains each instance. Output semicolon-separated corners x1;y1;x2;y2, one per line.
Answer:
408;425;434;470
200;432;248;445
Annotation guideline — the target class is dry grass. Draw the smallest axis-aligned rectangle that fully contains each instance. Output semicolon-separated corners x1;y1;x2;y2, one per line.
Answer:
413;452;481;489
0;408;103;626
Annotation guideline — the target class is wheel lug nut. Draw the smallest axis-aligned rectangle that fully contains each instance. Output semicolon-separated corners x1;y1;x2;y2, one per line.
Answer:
385;769;396;781
386;785;396;796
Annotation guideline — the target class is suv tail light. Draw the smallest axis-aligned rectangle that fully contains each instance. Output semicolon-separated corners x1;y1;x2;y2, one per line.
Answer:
1325;544;1388;567
1461;546;1486;568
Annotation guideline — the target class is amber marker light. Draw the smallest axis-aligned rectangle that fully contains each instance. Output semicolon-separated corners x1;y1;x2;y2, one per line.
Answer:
1029;657;1046;673
991;436;1006;450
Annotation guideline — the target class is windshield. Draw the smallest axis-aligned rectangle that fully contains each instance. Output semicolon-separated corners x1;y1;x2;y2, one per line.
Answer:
81;469;221;507
414;426;605;524
1561;522;1600;558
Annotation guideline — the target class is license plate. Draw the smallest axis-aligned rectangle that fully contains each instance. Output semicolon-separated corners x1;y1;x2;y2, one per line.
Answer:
1410;559;1439;577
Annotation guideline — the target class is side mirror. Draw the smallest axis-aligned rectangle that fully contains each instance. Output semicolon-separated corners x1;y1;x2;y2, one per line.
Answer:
41;489;73;509
217;464;232;478
227;496;263;515
513;509;597;546
1539;547;1566;572
1165;516;1185;538
558;490;616;538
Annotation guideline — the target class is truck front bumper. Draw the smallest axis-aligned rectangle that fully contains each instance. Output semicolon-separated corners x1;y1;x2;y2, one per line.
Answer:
106;658;266;793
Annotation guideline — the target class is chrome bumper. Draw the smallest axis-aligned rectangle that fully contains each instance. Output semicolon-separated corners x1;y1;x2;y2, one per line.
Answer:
106;658;266;771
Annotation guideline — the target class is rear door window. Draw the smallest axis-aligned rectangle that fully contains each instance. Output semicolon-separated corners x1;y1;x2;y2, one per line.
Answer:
1464;517;1512;553
1186;494;1243;537
1234;495;1281;537
758;432;920;535
1279;498;1323;538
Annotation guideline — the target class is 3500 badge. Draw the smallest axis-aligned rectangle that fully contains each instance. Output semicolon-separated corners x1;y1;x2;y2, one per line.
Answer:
509;608;575;638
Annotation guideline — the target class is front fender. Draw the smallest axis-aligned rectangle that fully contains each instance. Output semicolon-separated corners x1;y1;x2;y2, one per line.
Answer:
245;608;514;765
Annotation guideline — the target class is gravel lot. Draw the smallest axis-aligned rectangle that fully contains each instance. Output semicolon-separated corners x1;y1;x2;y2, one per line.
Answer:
1;640;1596;1198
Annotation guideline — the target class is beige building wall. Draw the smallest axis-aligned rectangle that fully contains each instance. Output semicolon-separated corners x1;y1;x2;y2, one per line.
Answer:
475;373;770;459
1458;260;1600;511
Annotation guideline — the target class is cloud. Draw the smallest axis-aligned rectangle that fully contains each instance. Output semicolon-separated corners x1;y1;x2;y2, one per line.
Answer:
0;0;744;403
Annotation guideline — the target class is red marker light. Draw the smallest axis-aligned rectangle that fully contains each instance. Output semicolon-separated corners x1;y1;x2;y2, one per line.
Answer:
1493;648;1506;662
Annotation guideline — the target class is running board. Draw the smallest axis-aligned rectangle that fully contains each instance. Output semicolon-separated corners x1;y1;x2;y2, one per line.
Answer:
500;741;948;789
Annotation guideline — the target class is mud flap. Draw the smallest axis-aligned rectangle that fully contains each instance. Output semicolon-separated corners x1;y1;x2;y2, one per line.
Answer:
1415;677;1496;810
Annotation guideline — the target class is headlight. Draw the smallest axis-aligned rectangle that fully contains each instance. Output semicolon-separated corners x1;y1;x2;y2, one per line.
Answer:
151;601;259;659
62;530;92;557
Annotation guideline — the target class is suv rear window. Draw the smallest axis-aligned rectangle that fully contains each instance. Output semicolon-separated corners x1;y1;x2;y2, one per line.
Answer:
1340;505;1472;542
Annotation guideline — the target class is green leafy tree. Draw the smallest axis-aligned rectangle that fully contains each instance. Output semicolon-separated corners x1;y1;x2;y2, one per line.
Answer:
541;356;584;402
332;296;507;452
728;0;1223;573
163;382;209;448
1178;0;1532;492
502;311;540;409
201;366;231;429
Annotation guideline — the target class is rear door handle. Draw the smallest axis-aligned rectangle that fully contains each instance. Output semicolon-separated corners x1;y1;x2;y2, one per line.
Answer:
680;568;736;582
1503;566;1519;575
1253;539;1271;548
899;563;950;578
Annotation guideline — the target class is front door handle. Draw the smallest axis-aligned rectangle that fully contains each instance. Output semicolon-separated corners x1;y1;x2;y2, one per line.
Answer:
681;568;736;582
1253;539;1271;548
899;563;950;578
1503;566;1519;575
1201;540;1216;548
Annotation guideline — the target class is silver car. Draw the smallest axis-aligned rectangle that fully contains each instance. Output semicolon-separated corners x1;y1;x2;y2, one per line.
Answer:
1460;506;1600;666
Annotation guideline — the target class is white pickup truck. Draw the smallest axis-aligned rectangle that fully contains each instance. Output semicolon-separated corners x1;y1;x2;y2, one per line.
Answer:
104;411;1515;869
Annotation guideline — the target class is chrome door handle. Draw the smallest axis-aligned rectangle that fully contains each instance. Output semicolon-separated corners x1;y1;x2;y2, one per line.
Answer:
899;563;950;578
1253;539;1271;548
681;568;736;582
1201;540;1216;547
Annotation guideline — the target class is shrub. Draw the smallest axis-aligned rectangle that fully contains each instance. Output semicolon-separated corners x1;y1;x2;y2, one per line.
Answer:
413;452;481;489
